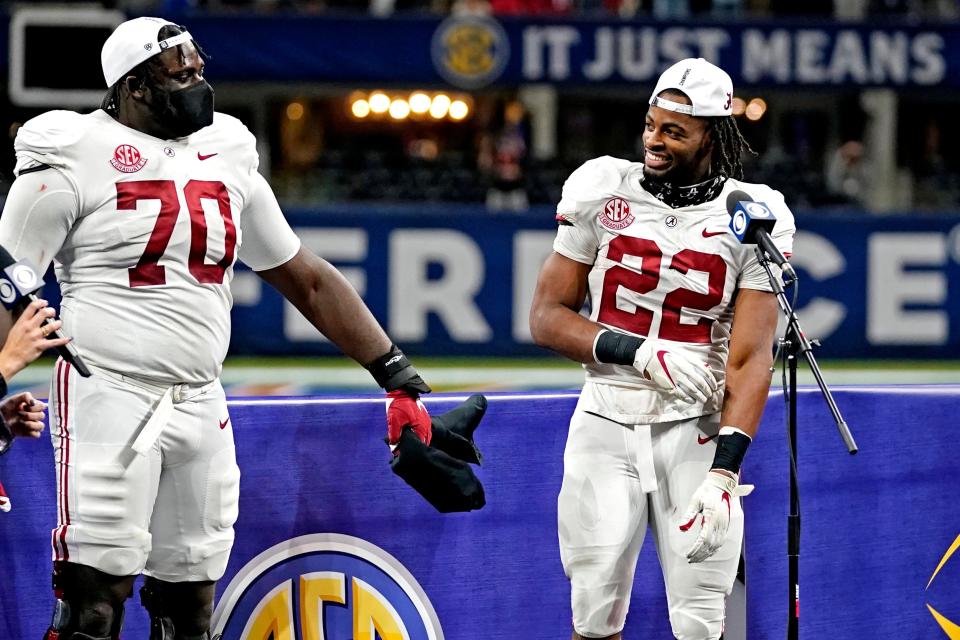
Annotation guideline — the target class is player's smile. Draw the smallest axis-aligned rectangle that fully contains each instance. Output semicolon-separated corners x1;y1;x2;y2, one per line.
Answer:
644;148;671;171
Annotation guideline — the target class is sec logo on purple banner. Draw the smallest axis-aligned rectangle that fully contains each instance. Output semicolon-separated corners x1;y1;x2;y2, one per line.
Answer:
211;533;443;639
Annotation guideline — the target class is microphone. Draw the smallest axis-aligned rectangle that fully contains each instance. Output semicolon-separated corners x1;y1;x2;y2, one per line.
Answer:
725;190;797;283
0;246;91;377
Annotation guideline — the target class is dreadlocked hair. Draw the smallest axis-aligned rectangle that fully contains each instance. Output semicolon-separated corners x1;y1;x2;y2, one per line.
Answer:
101;23;208;117
707;115;756;181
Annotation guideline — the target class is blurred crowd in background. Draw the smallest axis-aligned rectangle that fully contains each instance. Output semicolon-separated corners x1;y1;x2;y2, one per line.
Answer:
2;0;959;213
30;0;960;19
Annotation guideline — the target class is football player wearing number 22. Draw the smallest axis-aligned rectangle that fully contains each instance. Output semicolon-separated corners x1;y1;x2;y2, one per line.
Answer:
0;16;469;640
529;58;796;640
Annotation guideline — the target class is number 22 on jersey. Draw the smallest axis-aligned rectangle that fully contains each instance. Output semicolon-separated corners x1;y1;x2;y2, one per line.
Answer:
597;235;727;344
116;179;236;287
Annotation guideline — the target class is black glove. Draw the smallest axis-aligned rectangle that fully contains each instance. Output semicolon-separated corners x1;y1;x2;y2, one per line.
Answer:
429;394;486;464
390;394;488;513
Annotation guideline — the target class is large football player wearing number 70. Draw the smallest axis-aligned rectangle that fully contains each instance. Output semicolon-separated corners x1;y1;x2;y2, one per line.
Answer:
0;17;483;640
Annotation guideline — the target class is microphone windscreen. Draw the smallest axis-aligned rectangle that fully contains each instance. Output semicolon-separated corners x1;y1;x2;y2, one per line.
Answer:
725;190;753;216
0;245;17;270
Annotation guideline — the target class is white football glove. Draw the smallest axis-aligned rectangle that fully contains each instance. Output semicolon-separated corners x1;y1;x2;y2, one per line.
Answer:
679;471;754;564
633;338;718;403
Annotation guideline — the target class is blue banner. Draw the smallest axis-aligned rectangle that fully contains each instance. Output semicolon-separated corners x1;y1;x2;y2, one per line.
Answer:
166;15;960;88
0;388;958;638
224;206;960;359
5;10;960;88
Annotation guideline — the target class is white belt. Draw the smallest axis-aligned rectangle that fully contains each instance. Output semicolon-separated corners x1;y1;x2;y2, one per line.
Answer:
88;365;215;456
634;424;658;494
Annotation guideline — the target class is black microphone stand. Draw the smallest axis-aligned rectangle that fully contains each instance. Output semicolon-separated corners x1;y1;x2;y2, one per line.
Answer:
755;247;858;640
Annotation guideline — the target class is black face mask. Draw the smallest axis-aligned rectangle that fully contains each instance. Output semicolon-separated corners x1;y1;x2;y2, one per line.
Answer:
148;80;214;138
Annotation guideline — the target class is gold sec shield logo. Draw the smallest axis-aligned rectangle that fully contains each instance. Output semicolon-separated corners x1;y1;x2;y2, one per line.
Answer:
211;534;443;639
431;16;509;89
926;532;960;638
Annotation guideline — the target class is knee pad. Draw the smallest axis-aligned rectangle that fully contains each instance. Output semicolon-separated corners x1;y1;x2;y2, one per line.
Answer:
44;563;127;640
670;610;721;640
140;578;215;640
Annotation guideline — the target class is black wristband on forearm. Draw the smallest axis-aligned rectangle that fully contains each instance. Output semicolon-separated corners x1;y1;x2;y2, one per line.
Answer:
364;344;432;394
0;373;7;399
593;330;644;365
711;427;752;474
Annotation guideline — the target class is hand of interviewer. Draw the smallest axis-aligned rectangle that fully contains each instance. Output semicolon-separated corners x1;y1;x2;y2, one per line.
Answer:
0;299;71;382
1;392;46;439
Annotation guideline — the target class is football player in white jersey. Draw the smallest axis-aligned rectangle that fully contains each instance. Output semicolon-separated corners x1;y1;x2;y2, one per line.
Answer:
0;17;451;640
529;58;795;640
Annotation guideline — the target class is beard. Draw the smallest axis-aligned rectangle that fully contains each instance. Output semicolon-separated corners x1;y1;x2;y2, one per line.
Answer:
642;143;713;187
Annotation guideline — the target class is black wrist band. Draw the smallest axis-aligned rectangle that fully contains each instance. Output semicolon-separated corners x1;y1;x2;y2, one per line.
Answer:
711;429;752;474
364;344;431;394
594;330;644;365
0;373;7;399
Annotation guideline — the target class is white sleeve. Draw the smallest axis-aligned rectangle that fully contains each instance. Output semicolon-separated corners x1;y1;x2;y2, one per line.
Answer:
0;167;78;273
237;171;302;271
553;222;600;266
737;189;796;291
552;157;629;266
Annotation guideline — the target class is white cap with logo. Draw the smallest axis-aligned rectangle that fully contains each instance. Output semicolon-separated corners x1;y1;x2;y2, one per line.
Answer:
649;57;734;117
101;17;194;87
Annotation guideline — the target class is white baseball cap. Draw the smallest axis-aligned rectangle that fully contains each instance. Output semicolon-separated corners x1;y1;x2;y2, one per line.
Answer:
649;58;734;117
101;17;194;87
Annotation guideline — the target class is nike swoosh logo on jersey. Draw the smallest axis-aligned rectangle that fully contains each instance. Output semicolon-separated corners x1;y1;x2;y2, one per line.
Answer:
701;228;727;237
697;433;719;445
198;152;218;161
219;417;230;430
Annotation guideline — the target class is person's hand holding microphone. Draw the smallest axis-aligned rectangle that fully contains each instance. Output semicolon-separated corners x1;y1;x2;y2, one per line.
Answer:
0;298;72;387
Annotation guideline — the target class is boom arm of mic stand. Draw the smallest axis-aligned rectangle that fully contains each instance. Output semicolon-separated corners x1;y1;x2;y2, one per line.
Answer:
755;247;858;454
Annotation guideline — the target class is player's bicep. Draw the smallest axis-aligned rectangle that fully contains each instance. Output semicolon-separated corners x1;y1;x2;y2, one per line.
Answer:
0;167;77;273
531;252;592;317
237;172;301;271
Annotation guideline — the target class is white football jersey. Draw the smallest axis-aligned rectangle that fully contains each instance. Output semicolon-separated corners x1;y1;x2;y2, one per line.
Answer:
554;156;796;424
0;109;301;384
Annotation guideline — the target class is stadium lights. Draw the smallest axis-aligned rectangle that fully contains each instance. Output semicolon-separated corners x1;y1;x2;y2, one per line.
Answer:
449;99;469;121
369;91;390;114
429;94;451;119
351;99;371;119
745;98;767;121
731;97;746;117
409;92;431;114
346;91;472;123
286;101;304;121
389;98;411;120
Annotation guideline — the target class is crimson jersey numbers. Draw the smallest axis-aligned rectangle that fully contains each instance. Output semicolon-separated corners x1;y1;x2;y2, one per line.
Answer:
116;180;237;287
597;235;726;344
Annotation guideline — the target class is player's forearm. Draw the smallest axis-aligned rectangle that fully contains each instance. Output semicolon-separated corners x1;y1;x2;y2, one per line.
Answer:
719;351;773;438
529;302;601;364
300;262;391;365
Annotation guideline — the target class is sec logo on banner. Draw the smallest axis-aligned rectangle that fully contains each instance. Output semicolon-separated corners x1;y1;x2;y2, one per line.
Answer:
431;15;509;89
211;533;443;639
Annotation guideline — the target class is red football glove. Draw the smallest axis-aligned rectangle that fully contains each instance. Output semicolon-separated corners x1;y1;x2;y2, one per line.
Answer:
386;389;432;447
